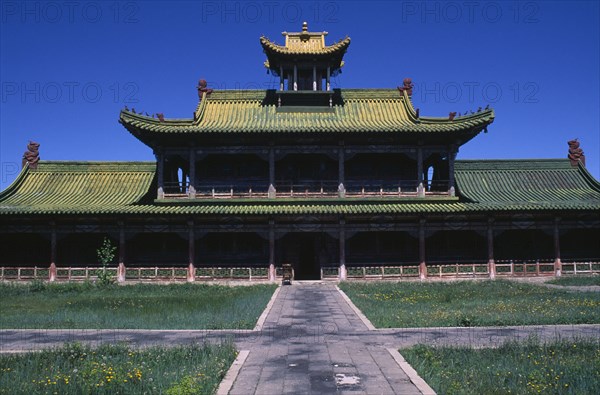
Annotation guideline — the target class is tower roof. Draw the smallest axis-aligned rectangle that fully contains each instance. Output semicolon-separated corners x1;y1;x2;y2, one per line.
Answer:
260;22;350;73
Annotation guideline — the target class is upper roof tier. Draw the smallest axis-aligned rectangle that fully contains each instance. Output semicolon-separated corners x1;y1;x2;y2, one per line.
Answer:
119;89;495;147
260;22;351;73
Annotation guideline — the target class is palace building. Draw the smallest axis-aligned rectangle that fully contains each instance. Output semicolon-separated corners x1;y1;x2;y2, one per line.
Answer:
1;23;599;282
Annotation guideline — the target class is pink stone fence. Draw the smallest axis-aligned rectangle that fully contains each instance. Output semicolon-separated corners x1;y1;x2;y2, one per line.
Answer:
0;260;598;282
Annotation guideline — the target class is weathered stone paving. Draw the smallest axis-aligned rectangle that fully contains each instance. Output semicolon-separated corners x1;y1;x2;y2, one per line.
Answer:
2;282;600;394
227;282;423;394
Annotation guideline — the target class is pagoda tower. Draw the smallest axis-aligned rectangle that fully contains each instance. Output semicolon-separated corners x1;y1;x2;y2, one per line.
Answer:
261;22;350;106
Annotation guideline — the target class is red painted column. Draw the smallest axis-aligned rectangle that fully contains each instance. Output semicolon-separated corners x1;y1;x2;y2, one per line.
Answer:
339;219;347;280
188;220;195;282
554;217;562;277
487;218;496;279
419;219;427;280
49;222;57;282
118;221;126;283
269;220;276;282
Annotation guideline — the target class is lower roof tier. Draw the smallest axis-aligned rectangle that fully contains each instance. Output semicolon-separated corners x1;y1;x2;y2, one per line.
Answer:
0;159;598;216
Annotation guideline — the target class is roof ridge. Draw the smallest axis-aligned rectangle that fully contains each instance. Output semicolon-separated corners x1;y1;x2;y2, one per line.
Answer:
32;161;157;173
37;160;156;164
455;159;573;170
457;158;570;163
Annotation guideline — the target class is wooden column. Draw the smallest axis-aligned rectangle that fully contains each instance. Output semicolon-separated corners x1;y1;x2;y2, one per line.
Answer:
554;217;562;277
188;220;195;282
293;65;298;91
418;219;427;280
487;218;496;279
269;220;276;281
417;146;424;196
312;65;317;91
268;145;276;198
188;147;196;198
338;142;345;197
448;145;456;196
279;66;284;90
118;222;126;283
339;219;347;280
326;66;331;91
269;146;275;186
180;167;187;194
156;149;164;199
49;222;57;282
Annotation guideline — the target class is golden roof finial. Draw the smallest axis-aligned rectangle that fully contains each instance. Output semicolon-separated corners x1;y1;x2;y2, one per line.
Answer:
302;21;308;32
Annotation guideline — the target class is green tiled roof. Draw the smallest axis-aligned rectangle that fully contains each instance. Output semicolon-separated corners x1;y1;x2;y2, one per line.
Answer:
119;89;494;137
1;159;599;216
0;161;155;213
455;159;600;209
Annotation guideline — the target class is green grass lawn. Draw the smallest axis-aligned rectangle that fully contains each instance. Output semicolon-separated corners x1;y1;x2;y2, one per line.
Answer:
547;275;600;287
402;337;600;395
339;280;600;328
0;342;236;395
0;282;277;329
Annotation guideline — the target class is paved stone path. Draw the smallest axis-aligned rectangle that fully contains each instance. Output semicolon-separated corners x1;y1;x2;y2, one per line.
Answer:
2;282;600;394
227;282;423;394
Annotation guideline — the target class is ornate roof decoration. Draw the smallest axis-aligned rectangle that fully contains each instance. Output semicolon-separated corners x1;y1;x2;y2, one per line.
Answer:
22;141;40;169
568;139;586;167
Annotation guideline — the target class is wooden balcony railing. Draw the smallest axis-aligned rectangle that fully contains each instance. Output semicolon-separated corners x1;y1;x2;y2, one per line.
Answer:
2;260;597;282
161;180;453;199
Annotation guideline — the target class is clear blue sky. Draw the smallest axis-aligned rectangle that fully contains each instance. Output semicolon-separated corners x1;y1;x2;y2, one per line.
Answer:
1;0;599;190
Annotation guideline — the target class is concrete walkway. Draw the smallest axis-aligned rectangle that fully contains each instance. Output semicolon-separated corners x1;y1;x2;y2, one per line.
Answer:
2;282;600;394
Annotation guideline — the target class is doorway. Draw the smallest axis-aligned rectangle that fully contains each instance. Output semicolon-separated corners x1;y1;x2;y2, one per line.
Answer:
277;232;337;280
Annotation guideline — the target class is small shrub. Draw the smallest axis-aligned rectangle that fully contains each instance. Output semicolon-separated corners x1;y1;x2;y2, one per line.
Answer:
96;238;116;287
